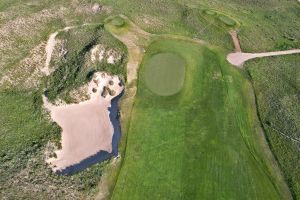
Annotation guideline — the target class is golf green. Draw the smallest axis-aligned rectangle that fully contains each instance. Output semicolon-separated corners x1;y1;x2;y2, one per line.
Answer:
144;53;186;96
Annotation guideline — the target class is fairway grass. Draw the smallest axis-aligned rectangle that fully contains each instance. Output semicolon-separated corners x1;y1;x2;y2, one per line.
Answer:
144;52;186;96
111;38;291;199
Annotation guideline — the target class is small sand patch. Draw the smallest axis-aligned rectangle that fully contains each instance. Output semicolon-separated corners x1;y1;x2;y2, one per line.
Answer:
90;45;122;64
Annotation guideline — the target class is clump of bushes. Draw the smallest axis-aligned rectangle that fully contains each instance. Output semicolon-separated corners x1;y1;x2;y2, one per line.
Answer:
101;86;116;97
101;86;109;97
46;38;97;101
274;38;300;50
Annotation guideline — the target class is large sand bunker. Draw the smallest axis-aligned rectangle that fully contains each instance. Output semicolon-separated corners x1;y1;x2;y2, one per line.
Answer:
43;72;124;173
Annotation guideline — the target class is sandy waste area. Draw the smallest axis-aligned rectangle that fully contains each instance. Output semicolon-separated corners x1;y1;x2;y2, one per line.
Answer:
43;72;123;172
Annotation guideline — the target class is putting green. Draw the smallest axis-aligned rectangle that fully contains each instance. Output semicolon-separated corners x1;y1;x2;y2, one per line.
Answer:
144;53;186;96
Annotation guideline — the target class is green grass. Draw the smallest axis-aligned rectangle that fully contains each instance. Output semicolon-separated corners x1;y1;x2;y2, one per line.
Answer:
100;0;299;51
1;0;299;198
111;16;125;27
144;52;186;96
246;54;300;199
0;90;56;158
218;15;236;26
111;38;290;199
201;8;239;28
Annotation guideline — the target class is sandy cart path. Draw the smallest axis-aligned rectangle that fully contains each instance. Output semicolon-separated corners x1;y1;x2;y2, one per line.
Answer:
227;49;300;68
227;31;300;68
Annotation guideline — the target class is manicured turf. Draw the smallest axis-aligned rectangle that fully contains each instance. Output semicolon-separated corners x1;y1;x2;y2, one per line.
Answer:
111;38;289;199
111;17;125;27
218;15;236;26
144;52;186;96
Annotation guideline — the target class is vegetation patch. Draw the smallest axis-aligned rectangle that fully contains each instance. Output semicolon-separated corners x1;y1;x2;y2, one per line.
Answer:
144;52;186;96
246;55;300;199
46;25;127;103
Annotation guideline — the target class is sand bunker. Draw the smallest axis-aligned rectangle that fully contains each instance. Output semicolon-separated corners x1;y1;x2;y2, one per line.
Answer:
43;72;123;173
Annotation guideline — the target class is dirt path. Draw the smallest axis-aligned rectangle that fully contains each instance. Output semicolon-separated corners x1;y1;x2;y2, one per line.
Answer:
42;26;75;76
227;31;300;68
42;23;100;76
42;31;59;75
230;30;242;52
94;15;153;200
227;50;300;68
44;72;123;173
105;15;152;84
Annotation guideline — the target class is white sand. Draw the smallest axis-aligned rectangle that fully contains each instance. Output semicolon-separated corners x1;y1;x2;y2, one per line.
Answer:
91;44;106;62
42;31;59;75
107;55;115;64
44;72;123;172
